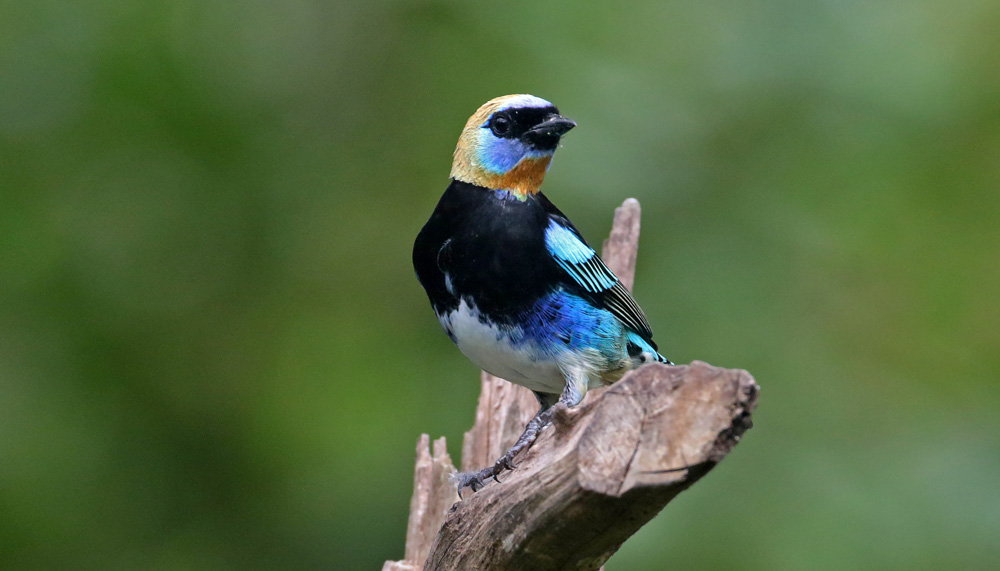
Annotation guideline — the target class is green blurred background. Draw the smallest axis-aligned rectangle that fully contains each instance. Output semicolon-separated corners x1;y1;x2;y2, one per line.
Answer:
2;0;998;569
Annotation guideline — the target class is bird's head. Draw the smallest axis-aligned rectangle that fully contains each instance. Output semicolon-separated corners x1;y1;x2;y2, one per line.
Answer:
450;94;576;198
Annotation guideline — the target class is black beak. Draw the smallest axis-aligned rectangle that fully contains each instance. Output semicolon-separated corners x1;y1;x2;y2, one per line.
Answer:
522;114;576;150
526;114;577;138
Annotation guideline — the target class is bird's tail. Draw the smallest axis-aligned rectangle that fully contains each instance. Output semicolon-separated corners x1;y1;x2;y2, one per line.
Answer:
627;332;674;366
653;351;674;366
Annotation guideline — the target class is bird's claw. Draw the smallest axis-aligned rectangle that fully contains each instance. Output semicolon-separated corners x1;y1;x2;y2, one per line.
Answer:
500;455;517;471
452;470;487;499
453;450;520;497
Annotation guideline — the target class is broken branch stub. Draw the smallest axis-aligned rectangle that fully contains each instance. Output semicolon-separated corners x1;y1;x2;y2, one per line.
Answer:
424;361;758;571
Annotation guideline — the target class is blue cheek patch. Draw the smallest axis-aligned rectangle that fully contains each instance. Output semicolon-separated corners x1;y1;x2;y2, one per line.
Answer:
477;133;531;174
476;128;555;175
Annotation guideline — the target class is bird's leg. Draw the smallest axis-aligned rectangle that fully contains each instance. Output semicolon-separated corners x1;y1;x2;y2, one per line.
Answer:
452;399;554;497
454;372;590;497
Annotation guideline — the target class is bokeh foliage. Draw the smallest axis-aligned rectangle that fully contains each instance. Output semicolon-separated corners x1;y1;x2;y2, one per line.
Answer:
2;0;999;569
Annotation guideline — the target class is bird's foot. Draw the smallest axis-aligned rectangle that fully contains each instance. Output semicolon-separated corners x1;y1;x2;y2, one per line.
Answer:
452;400;558;498
451;453;518;498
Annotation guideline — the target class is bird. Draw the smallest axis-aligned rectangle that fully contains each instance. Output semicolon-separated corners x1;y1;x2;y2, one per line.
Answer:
412;94;671;495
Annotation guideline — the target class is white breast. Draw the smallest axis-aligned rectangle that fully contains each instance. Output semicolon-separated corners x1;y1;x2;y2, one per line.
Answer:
438;300;567;394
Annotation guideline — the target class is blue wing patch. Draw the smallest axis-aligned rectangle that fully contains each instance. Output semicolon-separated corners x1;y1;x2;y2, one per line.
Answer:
545;220;617;292
544;218;654;339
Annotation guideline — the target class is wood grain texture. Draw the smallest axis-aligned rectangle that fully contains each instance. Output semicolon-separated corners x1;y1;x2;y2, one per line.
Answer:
600;198;641;291
460;371;538;473
424;361;758;571
383;435;459;571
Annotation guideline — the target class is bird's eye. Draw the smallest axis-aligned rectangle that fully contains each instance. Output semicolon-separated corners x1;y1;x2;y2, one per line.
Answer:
490;115;510;137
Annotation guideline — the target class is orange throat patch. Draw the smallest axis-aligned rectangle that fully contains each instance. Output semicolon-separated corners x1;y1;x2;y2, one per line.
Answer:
452;156;552;196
